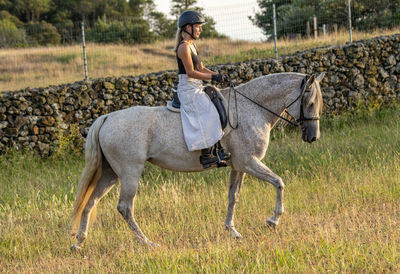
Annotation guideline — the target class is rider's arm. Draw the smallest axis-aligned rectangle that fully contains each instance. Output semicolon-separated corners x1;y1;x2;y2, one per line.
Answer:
198;62;218;75
178;43;215;81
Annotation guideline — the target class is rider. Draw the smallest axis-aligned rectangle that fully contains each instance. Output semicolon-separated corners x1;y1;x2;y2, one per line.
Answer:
174;10;230;168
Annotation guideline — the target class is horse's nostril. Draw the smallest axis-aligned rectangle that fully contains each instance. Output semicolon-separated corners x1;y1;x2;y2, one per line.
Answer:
311;136;316;142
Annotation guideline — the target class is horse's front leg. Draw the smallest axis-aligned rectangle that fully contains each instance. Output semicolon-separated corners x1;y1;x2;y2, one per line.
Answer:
243;157;285;228
225;170;246;238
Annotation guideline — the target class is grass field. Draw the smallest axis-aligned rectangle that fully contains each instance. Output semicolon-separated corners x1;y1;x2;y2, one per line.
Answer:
1;27;400;92
1;105;399;272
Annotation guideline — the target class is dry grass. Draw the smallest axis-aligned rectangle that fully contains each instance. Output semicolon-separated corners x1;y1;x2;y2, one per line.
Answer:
1;106;399;272
1;27;399;92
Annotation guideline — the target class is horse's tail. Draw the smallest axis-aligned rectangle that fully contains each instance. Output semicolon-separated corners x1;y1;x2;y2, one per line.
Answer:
70;114;108;235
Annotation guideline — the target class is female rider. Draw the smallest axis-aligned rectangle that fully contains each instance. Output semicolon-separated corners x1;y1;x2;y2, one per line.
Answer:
174;10;230;168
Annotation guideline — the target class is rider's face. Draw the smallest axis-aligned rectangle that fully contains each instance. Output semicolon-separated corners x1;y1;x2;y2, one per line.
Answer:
187;24;202;39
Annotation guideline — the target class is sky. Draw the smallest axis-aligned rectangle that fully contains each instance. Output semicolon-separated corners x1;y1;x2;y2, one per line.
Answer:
152;0;266;41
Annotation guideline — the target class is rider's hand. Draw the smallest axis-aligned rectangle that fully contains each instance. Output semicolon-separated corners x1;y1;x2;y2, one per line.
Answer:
211;73;224;82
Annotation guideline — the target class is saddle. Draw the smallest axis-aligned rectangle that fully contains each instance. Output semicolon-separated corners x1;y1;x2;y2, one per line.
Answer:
166;86;228;130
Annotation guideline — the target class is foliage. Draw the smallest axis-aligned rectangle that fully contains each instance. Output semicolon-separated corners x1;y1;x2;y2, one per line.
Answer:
14;0;52;22
170;0;199;17
53;123;84;157
86;16;155;44
251;0;400;39
24;20;61;46
147;11;176;39
0;0;225;46
0;10;24;27
167;0;225;39
0;18;27;48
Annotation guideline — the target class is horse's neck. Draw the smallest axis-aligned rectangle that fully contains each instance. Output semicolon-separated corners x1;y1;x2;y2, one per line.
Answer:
221;74;303;130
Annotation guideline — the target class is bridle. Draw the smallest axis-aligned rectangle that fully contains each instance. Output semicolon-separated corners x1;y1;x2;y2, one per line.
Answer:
227;75;320;129
286;75;321;124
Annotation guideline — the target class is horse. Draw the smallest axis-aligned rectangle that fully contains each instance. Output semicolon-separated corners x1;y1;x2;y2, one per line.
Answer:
70;72;325;250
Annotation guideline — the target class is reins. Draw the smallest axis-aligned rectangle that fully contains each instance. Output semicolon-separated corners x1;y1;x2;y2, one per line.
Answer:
227;76;314;129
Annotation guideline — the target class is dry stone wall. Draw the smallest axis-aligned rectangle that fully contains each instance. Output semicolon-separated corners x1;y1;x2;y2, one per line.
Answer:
1;34;400;155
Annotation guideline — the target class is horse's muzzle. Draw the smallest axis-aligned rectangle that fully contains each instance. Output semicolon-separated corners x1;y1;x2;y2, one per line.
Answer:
301;122;320;143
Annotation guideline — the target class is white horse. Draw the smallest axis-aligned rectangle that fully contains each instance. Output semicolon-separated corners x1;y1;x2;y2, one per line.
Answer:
70;72;325;249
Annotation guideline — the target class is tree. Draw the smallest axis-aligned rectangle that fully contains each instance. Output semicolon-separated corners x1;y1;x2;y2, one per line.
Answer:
250;0;292;39
170;0;198;17
0;10;24;27
147;11;176;38
86;16;154;44
350;0;400;30
129;0;148;18
0;0;12;10
252;0;400;39
14;0;52;22
169;0;224;39
0;18;27;47
24;20;61;45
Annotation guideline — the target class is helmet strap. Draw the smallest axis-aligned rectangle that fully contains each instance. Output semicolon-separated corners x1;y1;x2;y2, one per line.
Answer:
183;25;196;40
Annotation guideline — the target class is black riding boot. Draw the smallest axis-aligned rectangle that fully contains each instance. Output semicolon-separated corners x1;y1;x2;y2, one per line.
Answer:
215;141;231;167
172;90;181;108
200;146;219;169
200;142;231;169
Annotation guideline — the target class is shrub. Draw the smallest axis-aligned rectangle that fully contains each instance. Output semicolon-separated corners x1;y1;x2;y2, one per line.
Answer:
0;10;24;28
0;19;27;48
86;16;155;44
25;21;61;46
53;124;84;157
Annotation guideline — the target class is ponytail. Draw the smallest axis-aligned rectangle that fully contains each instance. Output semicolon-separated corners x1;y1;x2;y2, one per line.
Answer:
173;28;184;52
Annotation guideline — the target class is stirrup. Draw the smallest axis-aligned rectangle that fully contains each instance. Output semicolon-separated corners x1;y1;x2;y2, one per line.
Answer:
200;144;230;169
215;141;231;161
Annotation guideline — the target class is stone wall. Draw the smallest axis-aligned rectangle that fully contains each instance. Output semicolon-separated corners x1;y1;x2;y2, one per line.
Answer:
1;34;400;155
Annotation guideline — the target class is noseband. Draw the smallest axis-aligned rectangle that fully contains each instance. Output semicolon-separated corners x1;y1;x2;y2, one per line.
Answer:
227;75;319;129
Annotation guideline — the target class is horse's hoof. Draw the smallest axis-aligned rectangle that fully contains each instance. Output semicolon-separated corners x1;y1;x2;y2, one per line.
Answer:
146;241;160;248
226;226;243;239
231;231;243;239
267;218;278;229
70;244;82;252
139;239;160;248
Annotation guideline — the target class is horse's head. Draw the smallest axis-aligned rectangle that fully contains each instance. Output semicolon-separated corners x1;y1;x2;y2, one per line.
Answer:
287;72;325;143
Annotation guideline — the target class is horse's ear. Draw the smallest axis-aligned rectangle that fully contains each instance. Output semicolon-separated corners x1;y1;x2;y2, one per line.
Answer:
316;72;326;83
307;74;316;88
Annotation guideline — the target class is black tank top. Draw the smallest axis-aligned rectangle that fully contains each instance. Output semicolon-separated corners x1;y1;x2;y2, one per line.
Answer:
176;43;201;74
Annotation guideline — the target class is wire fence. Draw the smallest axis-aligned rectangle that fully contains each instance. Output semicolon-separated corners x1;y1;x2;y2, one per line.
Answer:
0;0;399;92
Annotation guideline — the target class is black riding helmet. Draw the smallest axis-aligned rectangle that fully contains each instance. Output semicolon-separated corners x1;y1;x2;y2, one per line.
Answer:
178;10;206;40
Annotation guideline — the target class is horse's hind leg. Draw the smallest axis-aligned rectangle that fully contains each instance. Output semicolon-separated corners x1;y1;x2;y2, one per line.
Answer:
71;166;118;251
117;164;157;246
225;170;246;238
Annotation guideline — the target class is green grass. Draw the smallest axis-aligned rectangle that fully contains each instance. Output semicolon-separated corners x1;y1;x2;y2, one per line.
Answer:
1;106;400;272
55;53;78;64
